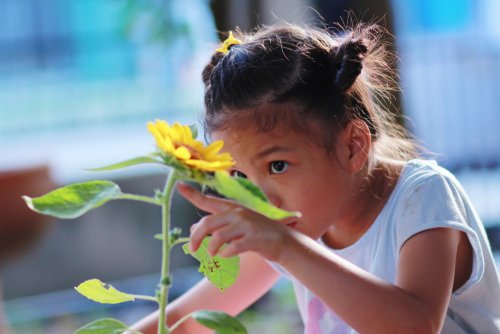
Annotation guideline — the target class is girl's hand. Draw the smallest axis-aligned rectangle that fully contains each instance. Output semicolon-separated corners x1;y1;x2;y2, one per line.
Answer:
176;182;298;262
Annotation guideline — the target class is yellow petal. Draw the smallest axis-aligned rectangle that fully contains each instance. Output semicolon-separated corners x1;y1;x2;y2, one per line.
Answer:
214;152;233;162
183;125;193;142
176;123;187;142
148;123;164;145
191;140;205;153
171;123;183;143
184;160;212;170
204;140;224;158
147;122;159;137
158;137;175;154
174;146;191;160
185;159;235;172
157;120;171;139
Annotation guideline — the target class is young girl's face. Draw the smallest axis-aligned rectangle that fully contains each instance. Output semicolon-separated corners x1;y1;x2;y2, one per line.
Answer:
212;121;356;240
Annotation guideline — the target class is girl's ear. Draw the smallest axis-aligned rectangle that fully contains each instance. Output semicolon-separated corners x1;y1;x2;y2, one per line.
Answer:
338;120;372;173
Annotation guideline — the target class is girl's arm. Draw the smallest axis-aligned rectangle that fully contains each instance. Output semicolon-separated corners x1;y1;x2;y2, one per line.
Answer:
129;251;280;334
279;227;461;334
178;183;464;334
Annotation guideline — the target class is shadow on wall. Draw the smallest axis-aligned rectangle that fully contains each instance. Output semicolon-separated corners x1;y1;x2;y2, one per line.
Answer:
1;172;201;300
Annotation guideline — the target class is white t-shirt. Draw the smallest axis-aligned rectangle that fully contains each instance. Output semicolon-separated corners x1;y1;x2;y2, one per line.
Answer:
274;159;500;334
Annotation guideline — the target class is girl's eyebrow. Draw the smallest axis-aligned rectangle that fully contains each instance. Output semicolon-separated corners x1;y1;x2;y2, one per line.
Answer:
251;146;294;162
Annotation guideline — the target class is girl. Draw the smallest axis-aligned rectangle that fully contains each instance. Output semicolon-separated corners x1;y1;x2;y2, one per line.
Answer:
132;23;500;333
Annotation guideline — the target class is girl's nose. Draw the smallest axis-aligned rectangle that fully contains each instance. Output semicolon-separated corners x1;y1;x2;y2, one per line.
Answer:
267;193;282;208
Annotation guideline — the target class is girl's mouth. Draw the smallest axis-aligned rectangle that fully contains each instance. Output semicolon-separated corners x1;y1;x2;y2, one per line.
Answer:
286;221;298;229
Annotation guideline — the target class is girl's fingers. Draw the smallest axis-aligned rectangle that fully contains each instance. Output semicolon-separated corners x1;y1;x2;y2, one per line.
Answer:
177;182;233;214
207;224;246;256
189;211;237;252
218;240;246;258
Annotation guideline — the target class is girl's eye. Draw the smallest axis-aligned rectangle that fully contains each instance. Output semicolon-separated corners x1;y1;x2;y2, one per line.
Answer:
269;161;289;174
231;170;247;178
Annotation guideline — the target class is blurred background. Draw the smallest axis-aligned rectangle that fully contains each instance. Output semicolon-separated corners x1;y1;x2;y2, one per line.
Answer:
0;0;499;333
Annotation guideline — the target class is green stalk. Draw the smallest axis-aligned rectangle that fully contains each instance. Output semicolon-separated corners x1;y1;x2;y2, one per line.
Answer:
168;312;195;333
158;170;178;334
119;193;162;205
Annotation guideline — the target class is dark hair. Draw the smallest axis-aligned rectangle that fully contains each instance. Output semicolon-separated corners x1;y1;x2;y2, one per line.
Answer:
202;22;417;163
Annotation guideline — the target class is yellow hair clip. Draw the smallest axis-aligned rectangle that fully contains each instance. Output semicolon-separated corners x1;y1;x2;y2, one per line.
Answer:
216;31;242;54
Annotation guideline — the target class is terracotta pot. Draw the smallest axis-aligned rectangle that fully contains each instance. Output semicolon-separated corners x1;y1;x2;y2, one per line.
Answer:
0;165;56;264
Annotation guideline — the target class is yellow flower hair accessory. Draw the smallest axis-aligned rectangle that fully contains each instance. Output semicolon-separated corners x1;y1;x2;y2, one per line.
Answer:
216;31;242;54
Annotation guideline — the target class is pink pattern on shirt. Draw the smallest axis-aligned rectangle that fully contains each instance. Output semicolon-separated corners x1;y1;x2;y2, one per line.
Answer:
305;297;327;334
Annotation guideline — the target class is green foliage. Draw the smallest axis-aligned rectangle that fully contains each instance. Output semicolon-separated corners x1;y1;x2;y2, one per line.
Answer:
75;279;135;304
192;310;248;334
74;318;131;334
212;172;300;220
188;124;198;139
20;119;307;334
234;177;268;202
85;155;164;172
183;238;239;292
23;181;123;219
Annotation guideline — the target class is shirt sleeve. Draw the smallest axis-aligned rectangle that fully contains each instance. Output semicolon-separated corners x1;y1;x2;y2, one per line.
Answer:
266;260;293;280
394;171;485;294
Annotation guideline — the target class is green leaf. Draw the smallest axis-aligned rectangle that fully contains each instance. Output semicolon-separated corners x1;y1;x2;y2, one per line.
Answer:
188;123;198;139
74;318;131;334
183;238;239;291
23;180;123;219
192;310;247;334
75;279;135;304
234;177;268;202
212;172;300;220
85;155;164;172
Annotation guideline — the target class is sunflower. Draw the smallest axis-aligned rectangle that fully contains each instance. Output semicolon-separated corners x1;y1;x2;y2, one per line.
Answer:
147;120;235;172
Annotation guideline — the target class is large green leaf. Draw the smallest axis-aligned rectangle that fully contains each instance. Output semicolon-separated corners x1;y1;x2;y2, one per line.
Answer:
85;155;164;172
234;177;268;202
75;279;135;304
183;238;239;292
74;318;131;334
212;172;300;220
192;310;247;334
23;180;123;219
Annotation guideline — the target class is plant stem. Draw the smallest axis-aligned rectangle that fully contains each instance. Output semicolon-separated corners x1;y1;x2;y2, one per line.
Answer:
120;193;162;205
158;170;178;334
168;312;195;333
130;294;160;303
171;237;191;248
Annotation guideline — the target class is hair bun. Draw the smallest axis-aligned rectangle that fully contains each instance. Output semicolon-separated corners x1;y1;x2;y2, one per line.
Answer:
329;37;368;92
